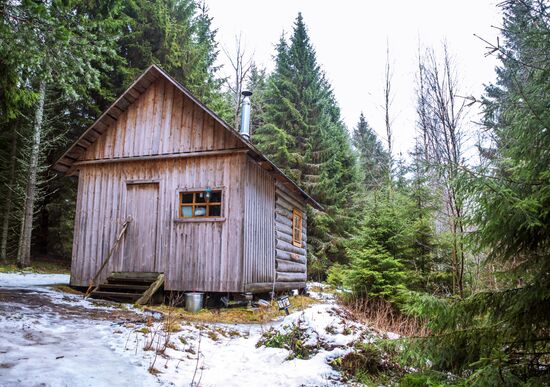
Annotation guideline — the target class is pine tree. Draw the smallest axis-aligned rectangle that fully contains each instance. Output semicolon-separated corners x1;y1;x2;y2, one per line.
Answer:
254;14;361;274
352;113;390;190
246;63;268;135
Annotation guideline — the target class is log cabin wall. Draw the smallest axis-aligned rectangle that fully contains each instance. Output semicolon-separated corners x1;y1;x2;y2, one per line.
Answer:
70;154;246;292
243;158;276;292
274;181;307;291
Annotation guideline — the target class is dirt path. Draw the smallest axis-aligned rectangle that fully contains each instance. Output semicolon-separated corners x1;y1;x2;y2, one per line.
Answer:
0;287;147;323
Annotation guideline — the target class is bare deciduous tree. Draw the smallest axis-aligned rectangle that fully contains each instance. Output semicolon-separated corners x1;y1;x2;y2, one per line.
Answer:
384;42;394;163
415;43;469;296
223;34;253;129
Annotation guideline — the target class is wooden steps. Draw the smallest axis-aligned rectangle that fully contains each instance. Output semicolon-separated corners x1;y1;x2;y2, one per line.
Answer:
89;272;164;304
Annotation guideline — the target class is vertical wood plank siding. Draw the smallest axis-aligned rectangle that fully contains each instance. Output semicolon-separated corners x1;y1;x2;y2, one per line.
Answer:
69;72;310;293
274;181;308;288
70;154;246;292
243;158;276;286
83;78;243;160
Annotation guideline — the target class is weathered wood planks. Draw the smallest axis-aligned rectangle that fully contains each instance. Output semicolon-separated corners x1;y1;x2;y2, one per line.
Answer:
82;78;246;161
64;65;314;294
243;158;276;286
70;155;247;293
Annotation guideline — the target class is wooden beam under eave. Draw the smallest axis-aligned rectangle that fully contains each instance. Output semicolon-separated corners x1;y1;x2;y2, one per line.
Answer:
258;161;273;170
72;148;249;167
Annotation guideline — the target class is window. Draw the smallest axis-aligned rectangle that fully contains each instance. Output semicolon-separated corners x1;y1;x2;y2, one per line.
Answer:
179;190;222;218
292;209;303;247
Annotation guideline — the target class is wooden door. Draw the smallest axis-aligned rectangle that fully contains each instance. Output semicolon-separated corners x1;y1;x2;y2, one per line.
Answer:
123;182;160;272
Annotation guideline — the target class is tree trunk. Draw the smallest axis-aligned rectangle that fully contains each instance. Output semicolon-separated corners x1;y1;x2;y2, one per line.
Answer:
17;80;46;268
0;128;17;263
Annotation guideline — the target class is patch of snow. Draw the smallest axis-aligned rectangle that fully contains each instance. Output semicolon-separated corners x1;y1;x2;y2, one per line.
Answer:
385;332;401;340
0;311;156;387
0;272;70;287
306;282;337;302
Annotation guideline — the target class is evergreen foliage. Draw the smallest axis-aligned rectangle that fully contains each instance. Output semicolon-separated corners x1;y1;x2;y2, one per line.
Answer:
344;183;448;304
406;1;550;382
352;113;390;189
0;0;232;262
253;14;362;275
117;0;231;119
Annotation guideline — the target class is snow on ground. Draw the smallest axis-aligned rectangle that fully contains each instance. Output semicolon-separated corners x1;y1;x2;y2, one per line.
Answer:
0;273;377;386
1;272;70;287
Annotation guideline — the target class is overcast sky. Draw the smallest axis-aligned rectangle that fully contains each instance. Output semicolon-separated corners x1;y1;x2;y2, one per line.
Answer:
206;0;502;157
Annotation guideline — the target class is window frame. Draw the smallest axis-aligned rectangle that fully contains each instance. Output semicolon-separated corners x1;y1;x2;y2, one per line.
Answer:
292;209;303;247
176;188;225;222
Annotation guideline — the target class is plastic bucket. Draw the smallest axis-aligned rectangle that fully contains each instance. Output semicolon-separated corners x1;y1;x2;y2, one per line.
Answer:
185;292;204;313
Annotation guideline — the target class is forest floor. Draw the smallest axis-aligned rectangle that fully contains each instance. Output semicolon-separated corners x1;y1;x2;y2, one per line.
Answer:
0;256;71;274
0;273;397;386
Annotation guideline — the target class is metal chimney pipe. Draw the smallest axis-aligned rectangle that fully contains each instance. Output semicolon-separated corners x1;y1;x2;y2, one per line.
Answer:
240;90;252;140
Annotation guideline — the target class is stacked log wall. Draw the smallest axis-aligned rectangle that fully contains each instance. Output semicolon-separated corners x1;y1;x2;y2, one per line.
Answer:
274;181;307;291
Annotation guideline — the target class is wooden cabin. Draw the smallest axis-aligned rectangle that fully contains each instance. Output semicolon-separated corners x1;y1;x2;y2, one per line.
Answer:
53;65;321;295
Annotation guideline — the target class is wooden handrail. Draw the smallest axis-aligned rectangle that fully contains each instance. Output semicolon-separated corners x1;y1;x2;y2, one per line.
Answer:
84;217;132;298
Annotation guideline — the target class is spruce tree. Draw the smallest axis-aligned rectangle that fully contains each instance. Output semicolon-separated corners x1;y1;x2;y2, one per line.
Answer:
117;0;231;120
0;0;120;267
246;63;268;135
254;14;361;275
352;113;390;190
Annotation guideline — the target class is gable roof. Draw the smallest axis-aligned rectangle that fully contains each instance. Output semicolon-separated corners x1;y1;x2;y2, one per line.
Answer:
53;65;322;210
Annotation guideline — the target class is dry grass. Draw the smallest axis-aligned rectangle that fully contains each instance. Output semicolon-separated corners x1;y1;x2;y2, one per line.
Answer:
147;295;319;325
51;284;82;295
0;258;70;274
340;296;429;338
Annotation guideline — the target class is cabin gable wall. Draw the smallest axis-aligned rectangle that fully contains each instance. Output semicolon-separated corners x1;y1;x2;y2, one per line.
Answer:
82;78;244;161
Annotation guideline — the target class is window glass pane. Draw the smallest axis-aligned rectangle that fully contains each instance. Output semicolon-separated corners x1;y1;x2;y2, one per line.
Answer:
181;193;193;204
179;190;223;219
209;205;221;217
182;206;193;217
210;191;222;203
196;192;207;203
194;206;207;217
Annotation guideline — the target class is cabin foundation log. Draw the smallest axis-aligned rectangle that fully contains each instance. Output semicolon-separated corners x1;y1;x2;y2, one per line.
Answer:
245;281;306;293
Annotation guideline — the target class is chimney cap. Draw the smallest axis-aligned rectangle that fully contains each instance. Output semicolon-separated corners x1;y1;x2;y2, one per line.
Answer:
242;90;253;97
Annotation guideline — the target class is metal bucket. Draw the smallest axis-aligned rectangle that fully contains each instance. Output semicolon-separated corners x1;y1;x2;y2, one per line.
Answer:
185;292;204;313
